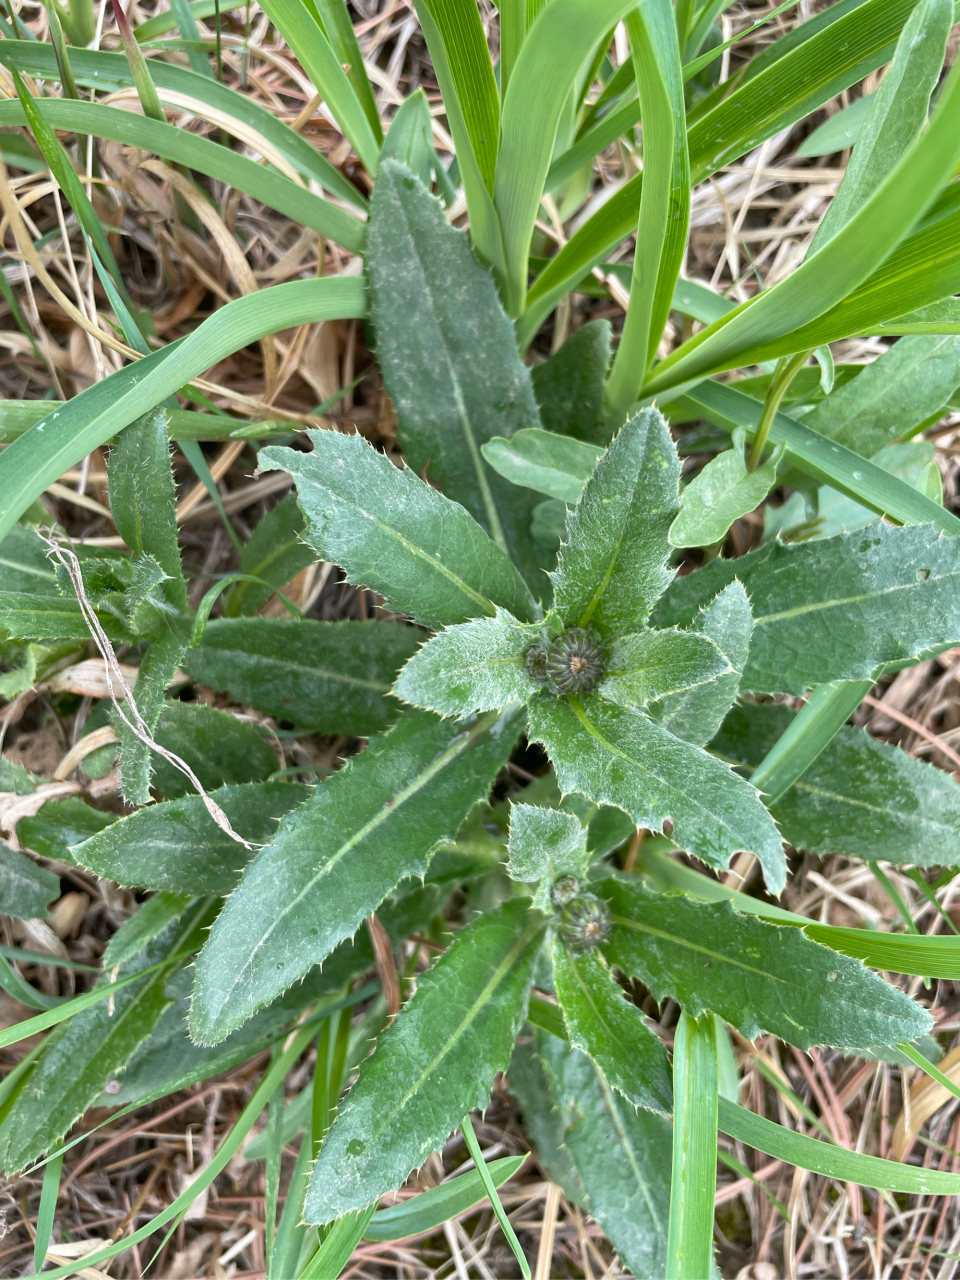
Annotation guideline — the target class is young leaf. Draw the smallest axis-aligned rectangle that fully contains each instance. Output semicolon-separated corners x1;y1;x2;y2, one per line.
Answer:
481;429;602;504
801;335;960;458
73;782;311;894
530;321;612;442
305;901;545;1222
601;877;931;1049
668;427;785;548
797;92;874;157
529;694;786;891
649;581;753;746
259;433;538;629
601;628;733;711
185;618;422;735
393;609;540;718
149;701;277;799
552;408;680;637
552;939;672;1114
0;844;59;920
380;87;434;188
507;803;589;898
0;900;210;1173
189;708;523;1044
509;1030;671;1279
654;522;960;694
367;161;548;590
225;494;315;616
713;700;960;867
666;1012;719;1280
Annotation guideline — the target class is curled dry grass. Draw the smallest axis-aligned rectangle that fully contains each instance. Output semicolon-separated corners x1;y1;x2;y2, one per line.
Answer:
2;0;960;1275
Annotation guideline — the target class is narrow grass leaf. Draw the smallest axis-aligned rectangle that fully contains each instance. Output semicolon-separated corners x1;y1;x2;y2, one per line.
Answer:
665;1012;717;1280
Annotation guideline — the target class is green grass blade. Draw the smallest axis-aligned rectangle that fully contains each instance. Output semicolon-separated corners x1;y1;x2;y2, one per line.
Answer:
0;276;366;542
313;0;382;144
666;1011;718;1280
298;1205;378;1279
896;1041;960;1103
494;0;636;315
362;1156;527;1241
604;1;689;424
718;1097;960;1192
258;0;380;174
0;955;65;1011
0;42;366;208
499;0;527;97
0;97;365;250
135;0;217;40
33;1139;63;1273
0;400;292;443
461;1114;531;1278
674;379;960;533
167;0;212;76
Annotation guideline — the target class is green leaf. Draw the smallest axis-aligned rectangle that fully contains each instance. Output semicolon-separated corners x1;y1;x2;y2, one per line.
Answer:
0;591;129;641
552;408;680;638
665;1012;718;1280
649;581;752;747
713;700;960;867
0;278;366;542
18;798;113;865
256;0;380;174
224;495;315;617
797;93;874;157
149;701;277;799
801;336;960;458
812;0;952;252
380;88;433;187
0;899;209;1173
306;901;544;1223
481;429;602;504
113;626;192;805
72;781;311;894
393;610;540;718
102;892;194;970
530;321;612;442
0;525;59;594
668;427;785;548
312;0;383;144
601;627;733;711
260;432;538;630
0;844;59;920
529;694;785;890
460;1113;530;1278
363;1155;526;1241
508;1030;671;1279
654;521;960;695
719;1097;960;1194
184;618;421;735
552;940;672;1114
601;877;931;1049
367;162;547;592
507;803;589;898
189;708;522;1044
300;1207;378;1279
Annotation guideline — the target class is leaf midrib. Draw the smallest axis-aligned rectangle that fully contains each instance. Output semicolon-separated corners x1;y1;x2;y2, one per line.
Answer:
754;570;960;627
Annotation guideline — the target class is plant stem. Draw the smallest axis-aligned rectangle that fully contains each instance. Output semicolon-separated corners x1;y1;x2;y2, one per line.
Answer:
747;349;809;470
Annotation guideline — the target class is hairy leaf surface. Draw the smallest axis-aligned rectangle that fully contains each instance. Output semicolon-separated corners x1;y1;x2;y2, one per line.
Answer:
0;844;59;919
306;901;544;1222
530;321;611;442
601;628;732;711
151;701;277;799
653;522;960;694
601;878;931;1049
260;433;538;629
185;618;421;734
190;709;523;1044
529;694;785;891
507;803;589;896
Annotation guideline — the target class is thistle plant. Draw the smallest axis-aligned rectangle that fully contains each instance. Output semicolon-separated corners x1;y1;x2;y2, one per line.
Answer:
3;0;960;1274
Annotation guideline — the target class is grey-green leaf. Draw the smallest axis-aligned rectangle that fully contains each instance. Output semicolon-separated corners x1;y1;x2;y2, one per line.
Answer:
18;798;113;865
0;843;59;919
529;694;785;892
393;610;540;718
653;522;960;695
601;877;931;1050
184;618;421;734
72;782;311;894
189;708;523;1044
367;161;548;592
305;900;544;1223
509;1030;671;1279
225;494;315;616
713;700;960;866
649;582;753;746
507;803;589;893
0;525;59;595
552;408;680;638
150;700;277;799
530;320;612;443
481;430;602;504
260;432;538;629
552;940;672;1115
668;428;785;548
601;627;733;711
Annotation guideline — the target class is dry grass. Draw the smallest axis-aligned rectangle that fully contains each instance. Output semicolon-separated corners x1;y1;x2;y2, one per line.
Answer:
1;0;960;1275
